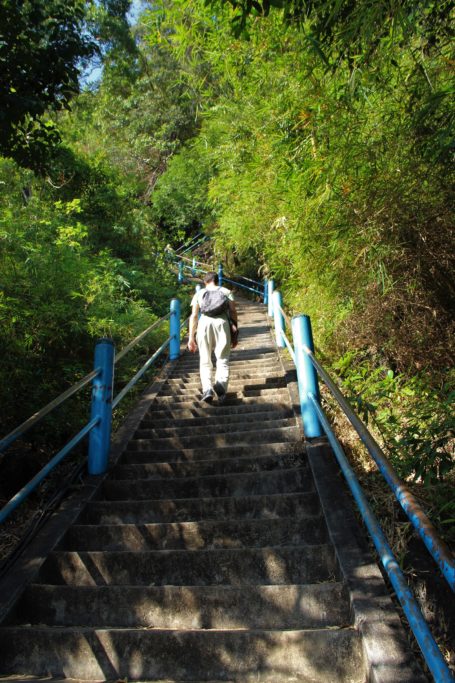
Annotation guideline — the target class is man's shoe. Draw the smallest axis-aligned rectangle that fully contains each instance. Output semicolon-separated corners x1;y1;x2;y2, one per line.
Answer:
213;382;226;404
201;388;214;403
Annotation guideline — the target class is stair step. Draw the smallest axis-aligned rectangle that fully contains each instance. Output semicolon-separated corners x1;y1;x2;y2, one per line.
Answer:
152;391;291;407
177;350;277;363
39;545;337;586
0;626;365;681
171;369;284;381
61;516;326;551
139;408;294;429
128;426;301;451
145;403;294;418
0;301;374;683
81;491;321;524
159;379;287;393
121;442;301;464
164;374;285;385
101;467;312;501
14;582;349;628
134;417;297;439
146;395;291;410
112;451;307;479
173;359;280;372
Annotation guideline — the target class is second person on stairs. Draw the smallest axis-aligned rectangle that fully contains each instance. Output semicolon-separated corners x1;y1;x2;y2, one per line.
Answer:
188;271;238;404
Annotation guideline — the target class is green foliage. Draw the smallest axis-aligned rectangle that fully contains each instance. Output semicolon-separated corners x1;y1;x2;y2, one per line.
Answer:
66;26;200;209
211;0;453;67
334;352;455;485
151;145;214;233
147;0;454;364
0;154;175;439
137;0;454;501
0;0;94;169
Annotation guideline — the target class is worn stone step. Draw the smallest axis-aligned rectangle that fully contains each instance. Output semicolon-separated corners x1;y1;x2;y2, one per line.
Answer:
100;467;312;501
172;359;279;372
173;351;278;361
121;442;301;464
81;491;321;525
0;626;365;682
158;381;287;396
134;417;297;439
159;384;287;397
172;372;283;386
153;390;290;406
112;450;307;479
128;426;301;451
61;516;326;551
14;582;349;629
165;372;285;384
177;348;277;361
39;545;337;586
139;408;294;429
145;403;293;418
174;369;279;379
147;395;290;411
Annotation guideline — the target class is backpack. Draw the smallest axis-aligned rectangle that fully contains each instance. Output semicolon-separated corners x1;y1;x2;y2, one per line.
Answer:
200;288;229;317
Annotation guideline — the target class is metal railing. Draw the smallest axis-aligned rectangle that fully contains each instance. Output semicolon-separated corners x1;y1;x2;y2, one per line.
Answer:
176;258;266;299
175;234;211;255
0;300;186;525
268;288;454;683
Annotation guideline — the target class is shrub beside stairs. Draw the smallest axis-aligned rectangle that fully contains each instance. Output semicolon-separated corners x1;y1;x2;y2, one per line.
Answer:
0;299;424;682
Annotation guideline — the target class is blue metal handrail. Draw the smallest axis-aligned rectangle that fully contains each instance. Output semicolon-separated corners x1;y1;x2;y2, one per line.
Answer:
0;417;100;524
177;260;265;298
174;232;203;254
115;312;171;364
304;344;455;593
222;275;263;296
0;297;186;525
178;234;211;255
178;255;212;271
112;335;172;408
279;328;296;363
308;394;453;683
224;271;262;288
269;290;454;681
0;368;100;454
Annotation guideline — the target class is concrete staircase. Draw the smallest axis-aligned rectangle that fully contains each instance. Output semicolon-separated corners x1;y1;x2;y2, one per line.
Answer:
0;300;423;682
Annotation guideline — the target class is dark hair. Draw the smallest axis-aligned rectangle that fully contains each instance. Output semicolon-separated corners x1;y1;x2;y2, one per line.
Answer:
203;271;219;285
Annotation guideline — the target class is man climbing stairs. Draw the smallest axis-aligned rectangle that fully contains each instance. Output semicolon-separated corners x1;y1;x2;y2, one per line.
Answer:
0;299;424;682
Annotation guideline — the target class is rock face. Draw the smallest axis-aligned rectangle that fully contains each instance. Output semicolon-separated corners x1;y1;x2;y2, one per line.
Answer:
0;299;425;682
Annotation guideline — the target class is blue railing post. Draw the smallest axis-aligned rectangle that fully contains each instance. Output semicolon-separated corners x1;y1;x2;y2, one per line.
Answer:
267;279;275;317
169;298;181;360
291;315;322;438
192;257;196;276
263;278;268;305
272;290;285;348
178;261;184;284
88;338;115;475
218;263;223;286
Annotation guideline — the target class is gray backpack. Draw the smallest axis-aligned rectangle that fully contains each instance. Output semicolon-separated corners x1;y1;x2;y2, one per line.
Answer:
200;289;229;317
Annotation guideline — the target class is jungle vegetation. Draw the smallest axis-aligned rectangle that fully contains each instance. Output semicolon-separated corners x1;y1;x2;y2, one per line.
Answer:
0;0;453;543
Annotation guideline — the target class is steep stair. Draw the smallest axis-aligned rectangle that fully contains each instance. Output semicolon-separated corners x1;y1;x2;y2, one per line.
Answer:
0;299;422;682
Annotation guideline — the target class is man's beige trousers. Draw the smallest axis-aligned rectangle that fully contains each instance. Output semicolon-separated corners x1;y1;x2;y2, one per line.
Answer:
197;315;231;393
